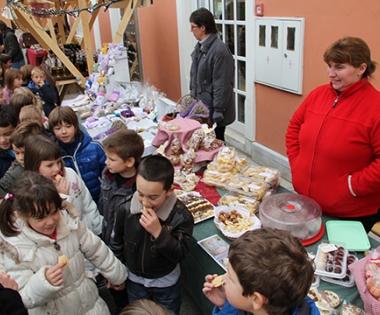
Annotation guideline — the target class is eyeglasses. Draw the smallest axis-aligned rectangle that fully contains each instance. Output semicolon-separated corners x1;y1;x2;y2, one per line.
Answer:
190;25;200;30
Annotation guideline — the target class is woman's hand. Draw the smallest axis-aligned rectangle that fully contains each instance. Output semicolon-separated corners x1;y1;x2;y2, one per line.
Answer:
45;262;65;286
55;177;70;195
202;274;227;308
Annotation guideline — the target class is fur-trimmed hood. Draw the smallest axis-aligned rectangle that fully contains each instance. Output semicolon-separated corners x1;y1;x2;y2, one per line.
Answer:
0;202;80;264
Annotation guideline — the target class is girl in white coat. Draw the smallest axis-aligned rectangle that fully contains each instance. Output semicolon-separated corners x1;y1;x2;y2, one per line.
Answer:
24;134;103;236
0;171;127;315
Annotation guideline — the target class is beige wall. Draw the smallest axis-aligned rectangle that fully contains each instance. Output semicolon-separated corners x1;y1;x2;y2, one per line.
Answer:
137;1;181;101
255;0;380;155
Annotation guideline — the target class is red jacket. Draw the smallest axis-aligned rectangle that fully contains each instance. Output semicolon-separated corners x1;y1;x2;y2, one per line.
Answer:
286;78;380;218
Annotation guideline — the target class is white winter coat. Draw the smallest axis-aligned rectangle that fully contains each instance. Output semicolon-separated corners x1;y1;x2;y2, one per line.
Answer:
61;167;103;235
0;203;127;315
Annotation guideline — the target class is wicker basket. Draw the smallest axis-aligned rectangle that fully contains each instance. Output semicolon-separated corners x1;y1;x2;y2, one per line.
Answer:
176;94;211;126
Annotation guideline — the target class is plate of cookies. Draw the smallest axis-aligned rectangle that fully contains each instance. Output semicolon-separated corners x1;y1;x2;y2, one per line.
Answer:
307;288;342;315
214;206;261;239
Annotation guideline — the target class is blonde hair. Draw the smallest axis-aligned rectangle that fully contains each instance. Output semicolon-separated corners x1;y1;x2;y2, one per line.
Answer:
120;299;170;315
31;66;45;77
13;87;43;110
19;105;43;123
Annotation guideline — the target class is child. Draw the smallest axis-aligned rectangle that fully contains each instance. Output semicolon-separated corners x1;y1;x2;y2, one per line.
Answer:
0;171;127;314
0;104;17;178
0;54;12;75
20;64;34;87
19;104;43;122
99;128;144;245
3;68;22;103
202;228;319;315
49;106;106;204
0;121;45;199
24;134;103;236
9;93;33;117
0;84;5;103
120;299;170;315
0;66;4;87
110;155;194;315
28;66;58;117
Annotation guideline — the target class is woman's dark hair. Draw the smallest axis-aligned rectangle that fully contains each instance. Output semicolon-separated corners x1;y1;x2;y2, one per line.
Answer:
324;37;377;78
189;8;217;34
0;171;62;236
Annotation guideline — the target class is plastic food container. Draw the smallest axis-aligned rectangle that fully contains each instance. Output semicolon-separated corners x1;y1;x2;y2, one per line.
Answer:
315;243;348;279
226;175;269;200
240;165;281;188
321;253;358;287
259;193;323;244
202;169;234;189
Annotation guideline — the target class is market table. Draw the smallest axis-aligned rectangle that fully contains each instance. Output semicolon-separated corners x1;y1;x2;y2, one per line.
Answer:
180;187;379;314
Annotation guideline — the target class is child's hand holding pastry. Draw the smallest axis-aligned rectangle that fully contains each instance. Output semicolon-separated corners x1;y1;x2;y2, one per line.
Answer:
55;176;70;195
203;274;227;309
46;262;66;286
139;206;162;238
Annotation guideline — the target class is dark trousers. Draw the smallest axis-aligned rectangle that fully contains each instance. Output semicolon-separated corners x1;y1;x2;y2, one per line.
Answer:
126;278;181;315
215;126;226;142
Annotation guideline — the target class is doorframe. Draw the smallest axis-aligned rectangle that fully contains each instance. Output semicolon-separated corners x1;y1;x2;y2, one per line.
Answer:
176;0;256;143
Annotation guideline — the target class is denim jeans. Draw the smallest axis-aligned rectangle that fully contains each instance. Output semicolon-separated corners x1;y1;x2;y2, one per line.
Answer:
126;278;181;315
12;59;26;69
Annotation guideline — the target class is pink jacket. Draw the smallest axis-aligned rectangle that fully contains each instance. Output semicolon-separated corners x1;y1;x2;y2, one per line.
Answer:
286;78;380;218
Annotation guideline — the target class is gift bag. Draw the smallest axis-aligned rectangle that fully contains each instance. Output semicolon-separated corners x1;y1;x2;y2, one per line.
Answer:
176;94;210;126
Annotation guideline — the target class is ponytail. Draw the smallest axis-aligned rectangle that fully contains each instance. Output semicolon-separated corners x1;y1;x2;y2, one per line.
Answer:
0;198;18;237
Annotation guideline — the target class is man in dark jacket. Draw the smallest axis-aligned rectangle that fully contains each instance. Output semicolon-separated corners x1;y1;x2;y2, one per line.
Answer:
189;8;236;142
0;20;25;69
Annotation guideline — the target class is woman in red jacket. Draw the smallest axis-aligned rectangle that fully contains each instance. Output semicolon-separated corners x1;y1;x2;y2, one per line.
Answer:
286;37;380;232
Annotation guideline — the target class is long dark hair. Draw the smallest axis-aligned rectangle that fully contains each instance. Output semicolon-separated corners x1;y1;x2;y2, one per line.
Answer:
0;171;62;237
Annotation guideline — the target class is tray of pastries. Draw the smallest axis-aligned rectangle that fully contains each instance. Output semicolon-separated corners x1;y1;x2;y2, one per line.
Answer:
176;191;214;224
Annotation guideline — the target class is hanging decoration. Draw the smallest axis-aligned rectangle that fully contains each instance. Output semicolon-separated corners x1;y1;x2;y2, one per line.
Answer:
2;0;128;19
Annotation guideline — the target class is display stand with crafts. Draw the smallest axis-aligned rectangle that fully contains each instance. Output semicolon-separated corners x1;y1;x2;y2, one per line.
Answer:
7;0;149;88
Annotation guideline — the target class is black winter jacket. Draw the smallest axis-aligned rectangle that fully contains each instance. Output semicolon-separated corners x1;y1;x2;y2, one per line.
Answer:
99;168;136;245
2;28;24;62
0;284;28;315
110;196;194;279
0;149;14;179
